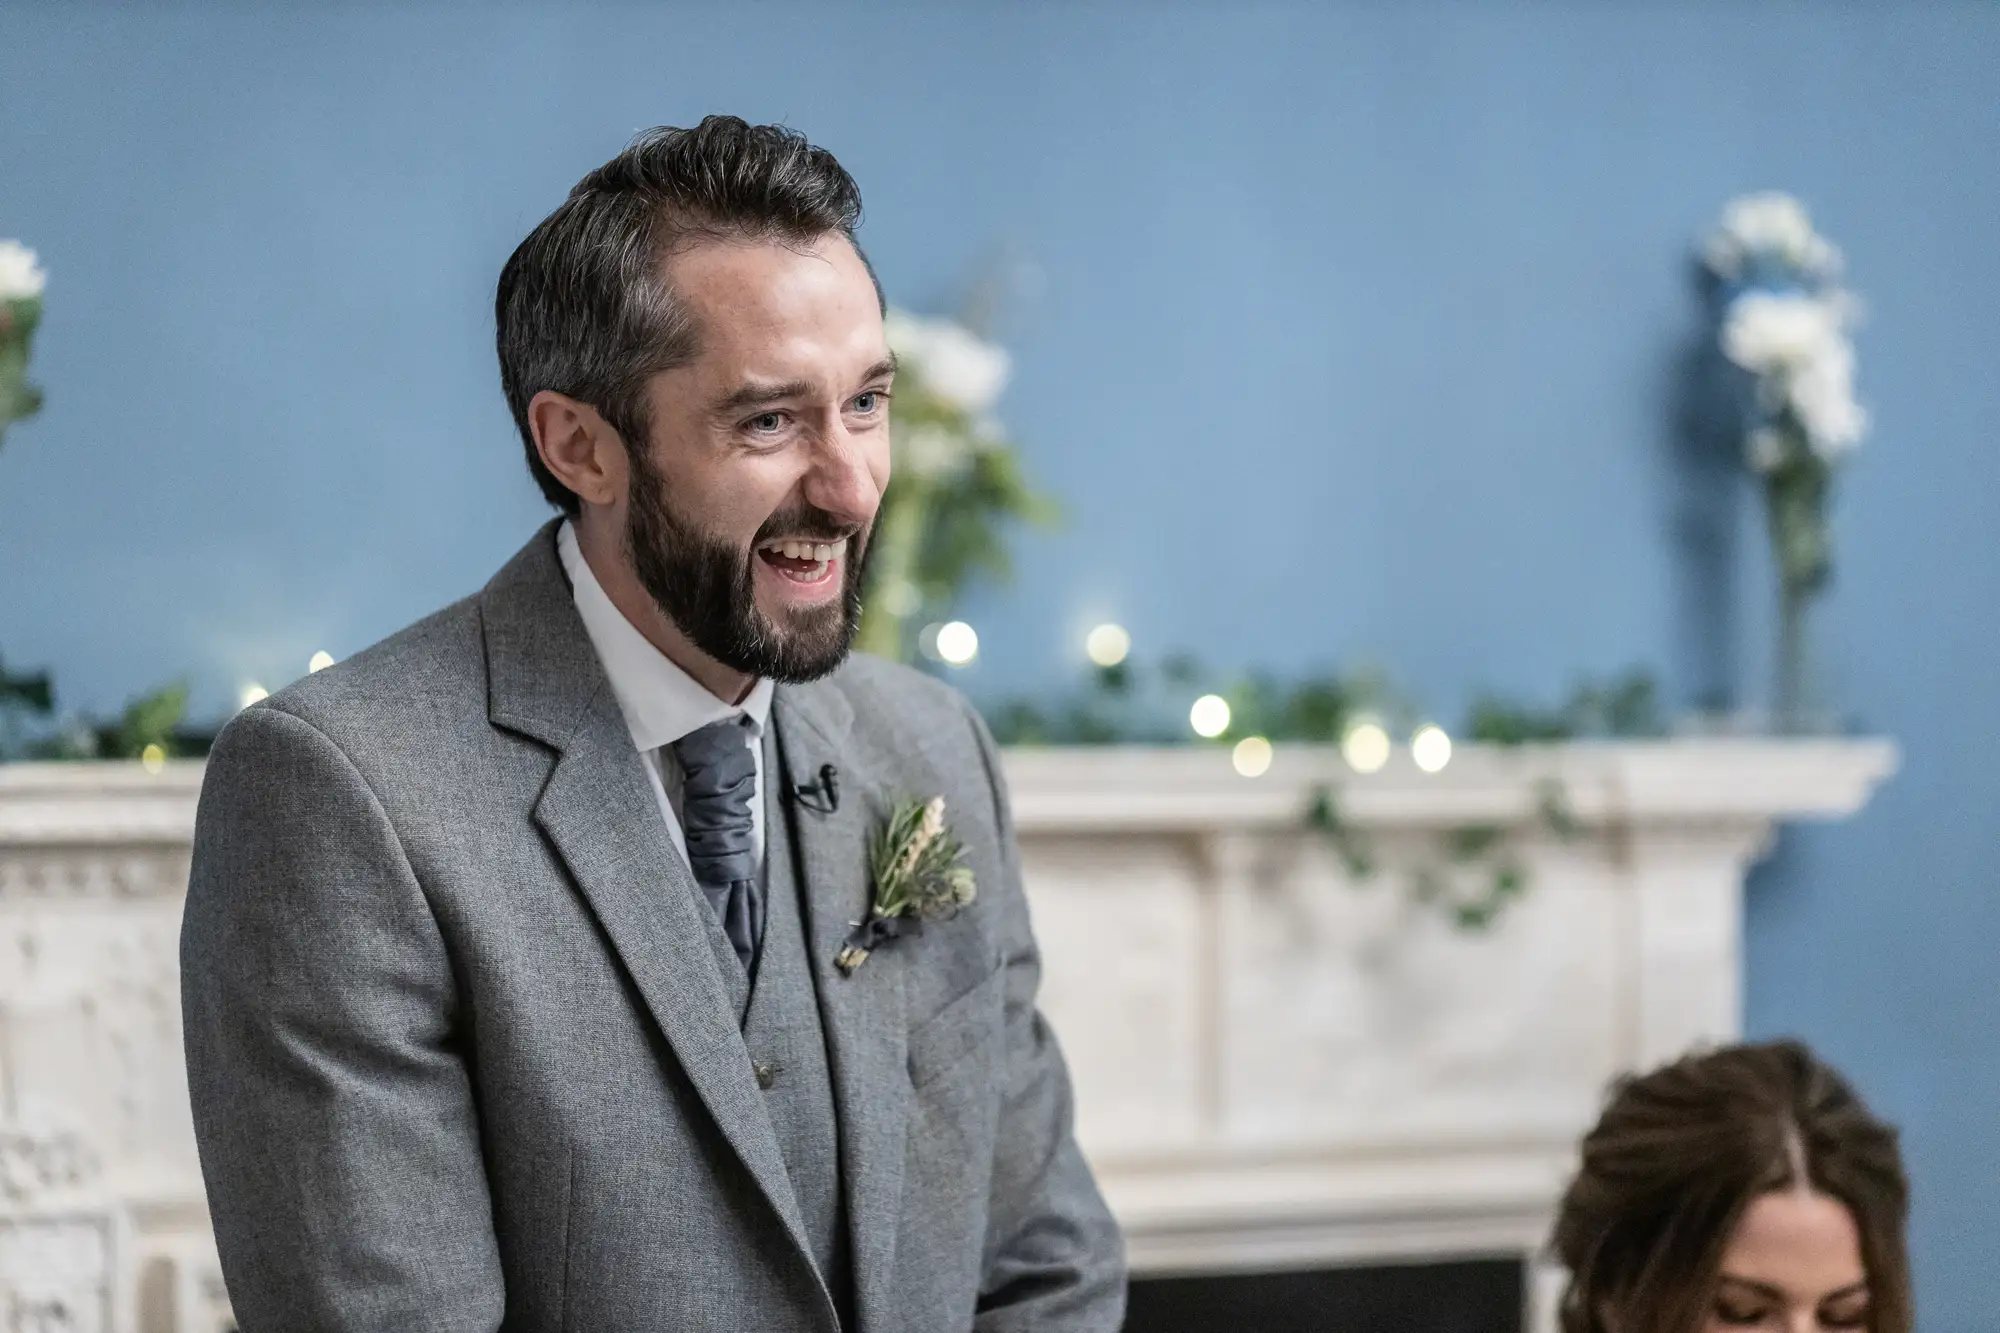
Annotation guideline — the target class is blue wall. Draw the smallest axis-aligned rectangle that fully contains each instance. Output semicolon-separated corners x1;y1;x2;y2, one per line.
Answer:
4;2;1996;1322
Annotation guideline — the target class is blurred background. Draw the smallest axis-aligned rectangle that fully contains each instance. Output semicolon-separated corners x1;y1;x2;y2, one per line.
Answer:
2;1;1996;1328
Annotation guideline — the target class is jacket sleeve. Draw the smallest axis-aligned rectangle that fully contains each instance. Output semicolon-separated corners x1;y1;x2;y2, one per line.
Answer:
959;698;1129;1332
180;704;504;1332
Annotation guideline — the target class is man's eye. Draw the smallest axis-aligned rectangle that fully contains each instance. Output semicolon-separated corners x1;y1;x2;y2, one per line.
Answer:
748;412;785;434
852;391;884;413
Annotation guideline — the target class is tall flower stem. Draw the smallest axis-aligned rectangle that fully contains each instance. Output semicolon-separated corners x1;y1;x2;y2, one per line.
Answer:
1764;442;1832;734
855;476;932;660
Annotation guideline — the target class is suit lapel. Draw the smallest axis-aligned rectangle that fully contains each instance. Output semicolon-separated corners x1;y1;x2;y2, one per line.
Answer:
773;681;910;1333
480;524;821;1301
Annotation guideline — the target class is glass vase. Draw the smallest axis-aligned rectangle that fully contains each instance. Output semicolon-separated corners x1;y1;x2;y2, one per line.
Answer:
1764;454;1835;736
1773;580;1829;735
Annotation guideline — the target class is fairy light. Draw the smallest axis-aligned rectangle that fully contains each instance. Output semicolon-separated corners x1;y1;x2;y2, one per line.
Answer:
1189;694;1231;739
1085;623;1131;668
239;684;269;710
140;744;167;774
1341;718;1391;774
935;621;979;667
308;651;335;673
1411;723;1453;774
1231;735;1273;778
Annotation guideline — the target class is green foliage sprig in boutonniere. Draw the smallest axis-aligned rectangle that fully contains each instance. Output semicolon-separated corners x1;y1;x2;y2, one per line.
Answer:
836;795;978;975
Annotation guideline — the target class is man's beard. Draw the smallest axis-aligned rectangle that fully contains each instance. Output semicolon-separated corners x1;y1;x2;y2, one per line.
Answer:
624;449;867;684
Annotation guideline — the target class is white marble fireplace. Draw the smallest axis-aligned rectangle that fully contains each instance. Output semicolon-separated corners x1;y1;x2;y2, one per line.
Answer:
1012;739;1896;1328
0;739;1895;1331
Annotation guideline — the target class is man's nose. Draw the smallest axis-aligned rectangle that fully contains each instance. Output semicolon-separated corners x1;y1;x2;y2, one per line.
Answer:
803;420;882;527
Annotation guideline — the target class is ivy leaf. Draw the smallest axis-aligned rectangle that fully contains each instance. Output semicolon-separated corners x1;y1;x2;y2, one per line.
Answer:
0;660;54;714
112;682;189;758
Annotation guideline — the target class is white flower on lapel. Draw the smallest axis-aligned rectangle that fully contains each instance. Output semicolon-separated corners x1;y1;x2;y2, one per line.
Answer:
835;795;978;975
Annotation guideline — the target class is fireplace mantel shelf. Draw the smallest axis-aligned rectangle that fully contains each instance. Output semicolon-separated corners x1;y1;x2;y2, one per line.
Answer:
1001;738;1899;833
0;737;1899;844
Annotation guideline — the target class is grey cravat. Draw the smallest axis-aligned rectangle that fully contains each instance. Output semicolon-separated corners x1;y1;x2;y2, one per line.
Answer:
671;716;762;969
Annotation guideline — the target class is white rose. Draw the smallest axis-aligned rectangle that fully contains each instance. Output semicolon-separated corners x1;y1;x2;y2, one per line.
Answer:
1787;337;1868;455
1704;192;1844;280
0;240;47;301
1722;292;1843;374
923;322;1010;415
885;309;1011;416
1721;193;1815;263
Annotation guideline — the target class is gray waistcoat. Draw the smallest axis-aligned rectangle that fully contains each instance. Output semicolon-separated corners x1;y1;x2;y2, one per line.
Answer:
695;725;852;1328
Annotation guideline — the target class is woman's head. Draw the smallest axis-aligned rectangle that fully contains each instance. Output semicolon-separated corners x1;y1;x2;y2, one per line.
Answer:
1552;1040;1910;1333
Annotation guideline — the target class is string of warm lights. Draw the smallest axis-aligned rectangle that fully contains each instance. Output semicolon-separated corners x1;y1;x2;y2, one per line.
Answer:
999;620;1465;776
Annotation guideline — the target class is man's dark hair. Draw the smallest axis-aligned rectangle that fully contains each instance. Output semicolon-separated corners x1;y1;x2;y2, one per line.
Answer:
496;116;869;514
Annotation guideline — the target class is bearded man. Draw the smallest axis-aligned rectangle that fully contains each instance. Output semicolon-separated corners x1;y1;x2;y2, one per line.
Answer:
180;116;1125;1332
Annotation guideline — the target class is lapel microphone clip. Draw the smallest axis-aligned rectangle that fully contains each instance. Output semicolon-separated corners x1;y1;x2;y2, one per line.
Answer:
790;763;840;814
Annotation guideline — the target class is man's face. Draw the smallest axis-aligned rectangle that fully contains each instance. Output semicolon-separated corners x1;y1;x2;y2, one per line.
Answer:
624;234;892;683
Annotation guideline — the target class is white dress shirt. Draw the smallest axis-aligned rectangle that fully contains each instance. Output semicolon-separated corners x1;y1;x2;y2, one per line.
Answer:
557;520;774;874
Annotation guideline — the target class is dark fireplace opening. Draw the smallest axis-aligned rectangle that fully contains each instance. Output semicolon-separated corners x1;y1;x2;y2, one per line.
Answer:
1124;1257;1524;1333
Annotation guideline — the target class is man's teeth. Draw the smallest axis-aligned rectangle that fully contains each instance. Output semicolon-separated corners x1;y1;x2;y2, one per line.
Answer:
764;538;846;563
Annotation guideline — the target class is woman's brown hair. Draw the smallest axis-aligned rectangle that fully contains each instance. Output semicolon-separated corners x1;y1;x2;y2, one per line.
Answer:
1551;1039;1911;1333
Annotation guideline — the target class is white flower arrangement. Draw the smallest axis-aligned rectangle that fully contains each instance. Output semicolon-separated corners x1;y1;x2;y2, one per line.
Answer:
1700;194;1864;730
856;308;1050;662
1704;196;1867;470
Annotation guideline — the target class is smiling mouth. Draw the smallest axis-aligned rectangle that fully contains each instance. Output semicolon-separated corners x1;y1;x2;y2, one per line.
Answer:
755;535;849;586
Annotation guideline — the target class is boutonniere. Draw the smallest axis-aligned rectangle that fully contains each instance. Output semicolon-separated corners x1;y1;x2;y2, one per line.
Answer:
835;795;977;975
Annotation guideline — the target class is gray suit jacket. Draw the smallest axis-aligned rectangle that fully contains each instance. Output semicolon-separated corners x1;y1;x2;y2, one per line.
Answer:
180;523;1126;1332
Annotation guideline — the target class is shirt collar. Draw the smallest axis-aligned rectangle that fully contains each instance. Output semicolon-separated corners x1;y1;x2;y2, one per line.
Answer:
557;519;774;754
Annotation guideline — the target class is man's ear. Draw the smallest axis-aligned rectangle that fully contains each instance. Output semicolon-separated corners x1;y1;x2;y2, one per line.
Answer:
529;390;627;509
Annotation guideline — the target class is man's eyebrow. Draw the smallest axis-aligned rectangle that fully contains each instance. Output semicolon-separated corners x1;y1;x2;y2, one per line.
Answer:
712;379;816;415
709;358;898;417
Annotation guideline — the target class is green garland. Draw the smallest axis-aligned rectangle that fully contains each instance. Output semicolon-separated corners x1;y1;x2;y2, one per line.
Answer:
983;658;1659;931
0;672;204;762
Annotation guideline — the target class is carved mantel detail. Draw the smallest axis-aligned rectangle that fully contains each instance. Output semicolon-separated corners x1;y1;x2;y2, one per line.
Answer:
0;762;222;1333
0;1124;100;1202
